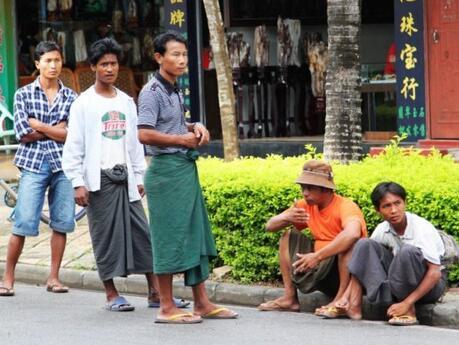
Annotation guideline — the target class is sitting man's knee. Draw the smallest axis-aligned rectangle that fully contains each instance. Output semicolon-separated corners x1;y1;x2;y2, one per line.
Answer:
354;238;372;251
279;229;291;248
279;229;290;242
398;244;421;259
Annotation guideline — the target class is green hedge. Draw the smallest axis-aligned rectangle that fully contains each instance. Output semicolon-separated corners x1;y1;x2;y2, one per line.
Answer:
198;140;459;284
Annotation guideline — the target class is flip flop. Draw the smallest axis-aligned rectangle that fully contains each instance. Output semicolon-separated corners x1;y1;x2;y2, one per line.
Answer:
314;306;328;316
106;296;135;312
388;315;419;326
155;312;202;324
321;306;348;319
148;297;190;308
201;307;239;319
0;286;15;297
46;283;69;293
258;300;300;312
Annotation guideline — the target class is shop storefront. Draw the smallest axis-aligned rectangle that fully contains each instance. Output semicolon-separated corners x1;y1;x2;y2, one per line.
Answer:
207;0;396;141
14;1;163;94
203;0;458;149
1;0;458;151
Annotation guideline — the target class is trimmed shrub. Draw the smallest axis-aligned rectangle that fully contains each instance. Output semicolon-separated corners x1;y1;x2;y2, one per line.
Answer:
198;139;459;284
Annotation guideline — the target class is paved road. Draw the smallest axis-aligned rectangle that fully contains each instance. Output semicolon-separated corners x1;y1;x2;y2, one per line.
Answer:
1;284;458;345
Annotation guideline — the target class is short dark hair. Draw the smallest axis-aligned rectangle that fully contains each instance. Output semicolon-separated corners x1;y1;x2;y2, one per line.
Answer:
370;182;407;209
153;31;187;56
34;41;62;62
88;38;123;65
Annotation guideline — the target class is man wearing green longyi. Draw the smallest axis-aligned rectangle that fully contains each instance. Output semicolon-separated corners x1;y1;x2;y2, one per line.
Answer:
138;31;238;324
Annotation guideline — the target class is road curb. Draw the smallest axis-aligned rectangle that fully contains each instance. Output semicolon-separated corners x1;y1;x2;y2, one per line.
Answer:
1;262;458;328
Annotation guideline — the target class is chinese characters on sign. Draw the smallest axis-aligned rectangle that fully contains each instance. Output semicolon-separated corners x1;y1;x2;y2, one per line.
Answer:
400;12;418;36
165;0;191;119
170;9;186;28
395;0;426;140
400;44;417;69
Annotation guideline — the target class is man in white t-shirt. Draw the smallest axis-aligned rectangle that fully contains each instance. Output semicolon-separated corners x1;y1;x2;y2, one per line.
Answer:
62;38;189;312
330;182;446;326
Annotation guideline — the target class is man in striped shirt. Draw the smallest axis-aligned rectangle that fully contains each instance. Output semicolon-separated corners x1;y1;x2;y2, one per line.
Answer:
0;41;76;297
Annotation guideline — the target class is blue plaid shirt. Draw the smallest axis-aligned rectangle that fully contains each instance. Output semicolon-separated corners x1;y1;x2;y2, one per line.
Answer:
14;77;77;173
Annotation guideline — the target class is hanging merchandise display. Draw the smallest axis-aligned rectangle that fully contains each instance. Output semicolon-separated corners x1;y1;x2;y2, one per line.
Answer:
57;31;67;63
47;0;58;21
73;30;88;63
132;37;141;66
59;0;73;20
112;0;124;34
254;25;269;67
127;0;139;27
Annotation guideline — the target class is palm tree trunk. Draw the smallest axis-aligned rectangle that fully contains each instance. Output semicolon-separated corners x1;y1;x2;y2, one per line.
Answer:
324;0;363;163
202;0;240;161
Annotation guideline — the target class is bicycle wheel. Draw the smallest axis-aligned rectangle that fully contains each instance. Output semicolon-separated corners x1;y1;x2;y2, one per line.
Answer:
40;200;86;224
3;183;18;208
75;205;87;222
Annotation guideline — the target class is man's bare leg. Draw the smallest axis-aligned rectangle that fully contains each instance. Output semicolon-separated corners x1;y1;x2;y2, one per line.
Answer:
1;234;25;289
334;276;363;319
331;247;353;304
315;247;354;314
192;282;238;317
46;230;67;289
258;231;300;311
156;274;200;321
345;276;363;319
146;272;159;302
334;279;352;310
103;279;119;301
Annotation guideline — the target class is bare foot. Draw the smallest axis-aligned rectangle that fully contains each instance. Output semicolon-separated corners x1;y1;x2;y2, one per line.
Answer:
258;297;300;312
0;280;14;290
194;302;238;318
156;311;202;324
314;302;335;316
334;297;349;310
46;279;69;293
346;305;362;320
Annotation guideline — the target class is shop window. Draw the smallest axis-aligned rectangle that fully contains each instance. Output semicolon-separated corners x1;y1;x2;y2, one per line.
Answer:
224;0;394;26
16;0;163;89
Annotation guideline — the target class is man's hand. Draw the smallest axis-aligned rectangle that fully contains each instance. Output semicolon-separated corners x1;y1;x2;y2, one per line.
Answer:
292;252;320;273
281;205;310;225
74;186;89;207
387;300;413;318
138;184;145;198
181;132;200;148
29;118;46;132
193;123;210;146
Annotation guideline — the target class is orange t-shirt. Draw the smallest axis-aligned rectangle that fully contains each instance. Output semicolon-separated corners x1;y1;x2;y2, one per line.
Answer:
293;194;367;251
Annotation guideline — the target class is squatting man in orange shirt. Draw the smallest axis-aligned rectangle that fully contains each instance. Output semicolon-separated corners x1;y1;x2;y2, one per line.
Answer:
258;160;367;317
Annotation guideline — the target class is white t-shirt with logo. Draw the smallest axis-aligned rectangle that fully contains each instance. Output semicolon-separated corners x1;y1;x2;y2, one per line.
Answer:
94;92;127;169
63;86;146;202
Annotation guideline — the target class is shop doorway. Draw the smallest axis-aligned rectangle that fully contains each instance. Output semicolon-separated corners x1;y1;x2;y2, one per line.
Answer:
427;0;459;139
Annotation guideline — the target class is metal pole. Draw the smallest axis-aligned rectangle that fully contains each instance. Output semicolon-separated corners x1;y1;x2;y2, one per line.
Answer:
0;144;18;151
195;0;206;125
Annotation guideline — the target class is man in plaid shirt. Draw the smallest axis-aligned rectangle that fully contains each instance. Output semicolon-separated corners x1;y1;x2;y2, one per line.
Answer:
0;41;76;297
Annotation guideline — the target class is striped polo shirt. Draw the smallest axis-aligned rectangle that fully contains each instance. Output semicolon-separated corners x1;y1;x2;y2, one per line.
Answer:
137;72;188;156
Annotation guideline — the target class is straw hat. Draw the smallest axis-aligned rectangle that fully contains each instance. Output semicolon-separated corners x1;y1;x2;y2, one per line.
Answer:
295;160;336;190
